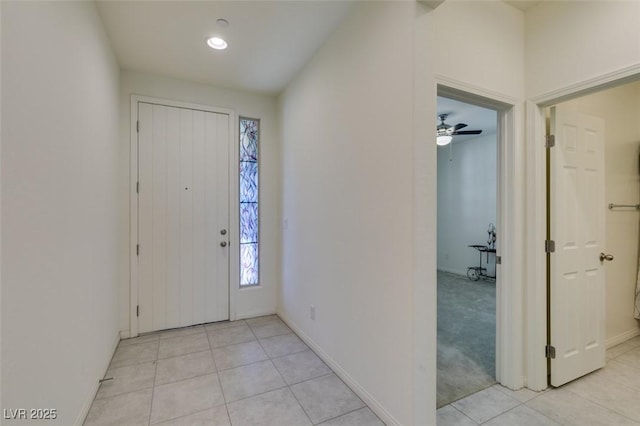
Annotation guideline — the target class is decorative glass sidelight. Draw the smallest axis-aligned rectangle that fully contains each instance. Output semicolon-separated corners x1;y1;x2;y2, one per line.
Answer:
239;118;259;286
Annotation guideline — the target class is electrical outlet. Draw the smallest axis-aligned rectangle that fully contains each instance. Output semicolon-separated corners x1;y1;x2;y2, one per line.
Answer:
310;305;316;320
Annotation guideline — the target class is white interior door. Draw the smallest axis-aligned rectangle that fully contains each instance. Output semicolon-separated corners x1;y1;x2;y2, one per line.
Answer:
549;106;606;386
137;102;229;333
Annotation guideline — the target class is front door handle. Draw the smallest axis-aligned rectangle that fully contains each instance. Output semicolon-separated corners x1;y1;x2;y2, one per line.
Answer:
599;253;614;262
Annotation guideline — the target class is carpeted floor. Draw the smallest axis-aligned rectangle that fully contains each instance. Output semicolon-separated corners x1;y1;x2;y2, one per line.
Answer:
437;270;496;408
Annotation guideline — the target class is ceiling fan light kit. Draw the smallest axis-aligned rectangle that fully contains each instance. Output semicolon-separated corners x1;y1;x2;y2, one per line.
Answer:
435;113;482;145
437;135;453;146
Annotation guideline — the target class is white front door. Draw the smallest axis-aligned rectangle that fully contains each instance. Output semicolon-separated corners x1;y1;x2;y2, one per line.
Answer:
137;102;230;333
549;106;606;386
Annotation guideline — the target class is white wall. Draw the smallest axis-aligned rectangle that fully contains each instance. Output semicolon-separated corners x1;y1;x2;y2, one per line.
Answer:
430;1;525;100
1;2;120;424
557;81;640;344
423;0;527;393
413;5;439;423
0;0;3;413
118;70;279;334
437;133;497;276
278;2;414;424
525;1;640;99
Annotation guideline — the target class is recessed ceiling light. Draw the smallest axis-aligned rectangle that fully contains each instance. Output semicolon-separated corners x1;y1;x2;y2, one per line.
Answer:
207;37;227;50
216;18;229;27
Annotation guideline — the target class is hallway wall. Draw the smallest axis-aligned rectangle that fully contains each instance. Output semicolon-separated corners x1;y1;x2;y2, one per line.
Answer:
1;2;121;424
558;81;640;345
422;0;527;395
437;133;498;276
278;3;414;424
525;1;640;99
430;1;525;99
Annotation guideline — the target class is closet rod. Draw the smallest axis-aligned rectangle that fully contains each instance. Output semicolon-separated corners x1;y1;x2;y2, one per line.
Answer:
608;203;640;210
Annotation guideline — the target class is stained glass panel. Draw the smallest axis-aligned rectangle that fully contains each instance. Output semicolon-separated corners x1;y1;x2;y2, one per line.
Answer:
240;243;258;286
239;118;259;286
240;203;258;243
240;161;258;203
240;119;258;162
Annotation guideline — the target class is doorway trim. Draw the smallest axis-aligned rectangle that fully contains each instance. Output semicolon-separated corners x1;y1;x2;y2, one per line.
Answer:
436;75;525;390
129;94;237;338
525;64;640;390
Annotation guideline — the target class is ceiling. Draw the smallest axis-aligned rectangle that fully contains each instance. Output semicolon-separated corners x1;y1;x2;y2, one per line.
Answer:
437;96;497;144
96;1;539;98
96;1;354;96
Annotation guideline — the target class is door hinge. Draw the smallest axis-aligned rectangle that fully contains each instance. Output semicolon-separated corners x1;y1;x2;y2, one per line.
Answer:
136;181;139;194
136;244;140;256
136;120;140;133
545;345;556;359
136;305;139;317
496;255;502;265
545;239;556;253
545;134;556;148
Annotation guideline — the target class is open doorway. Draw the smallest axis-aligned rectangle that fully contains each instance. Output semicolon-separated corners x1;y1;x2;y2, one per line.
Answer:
544;79;640;387
436;96;499;406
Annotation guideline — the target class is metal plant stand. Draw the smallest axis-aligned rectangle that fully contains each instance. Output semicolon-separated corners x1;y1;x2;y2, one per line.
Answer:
467;223;497;281
467;245;496;281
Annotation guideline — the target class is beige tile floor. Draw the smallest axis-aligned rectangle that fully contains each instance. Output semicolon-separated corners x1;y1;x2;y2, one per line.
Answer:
84;319;640;426
84;315;385;426
438;335;640;425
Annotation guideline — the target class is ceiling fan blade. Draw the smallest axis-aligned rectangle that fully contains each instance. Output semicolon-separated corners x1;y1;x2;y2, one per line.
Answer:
453;130;482;135
454;123;468;131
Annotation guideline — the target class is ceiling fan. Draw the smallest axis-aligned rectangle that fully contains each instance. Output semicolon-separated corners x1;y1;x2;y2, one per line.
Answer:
436;113;482;146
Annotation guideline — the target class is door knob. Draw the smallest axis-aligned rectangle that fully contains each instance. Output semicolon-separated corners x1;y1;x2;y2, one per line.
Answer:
599;253;614;262
220;241;227;247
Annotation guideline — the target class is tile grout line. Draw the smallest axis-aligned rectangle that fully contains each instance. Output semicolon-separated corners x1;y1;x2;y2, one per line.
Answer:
521;395;570;425
148;406;226;426
149;373;225;424
215;318;331;410
315;406;372;426
478;400;559;425
152;364;220;388
205;326;235;425
244;322;297;415
213;373;232;425
453;388;522;425
225;383;290;406
270;314;370;424
447;404;480;425
287;381;316;425
147;339;160;426
156;347;213;365
289;371;335;388
477;400;525;425
205;329;220;373
273;312;366;424
204;328;230;417
561;385;640;424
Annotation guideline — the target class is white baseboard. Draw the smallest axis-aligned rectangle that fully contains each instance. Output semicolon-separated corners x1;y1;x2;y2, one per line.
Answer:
437;267;468;277
277;311;401;426
75;330;121;426
119;329;130;339
606;327;640;348
236;309;276;321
